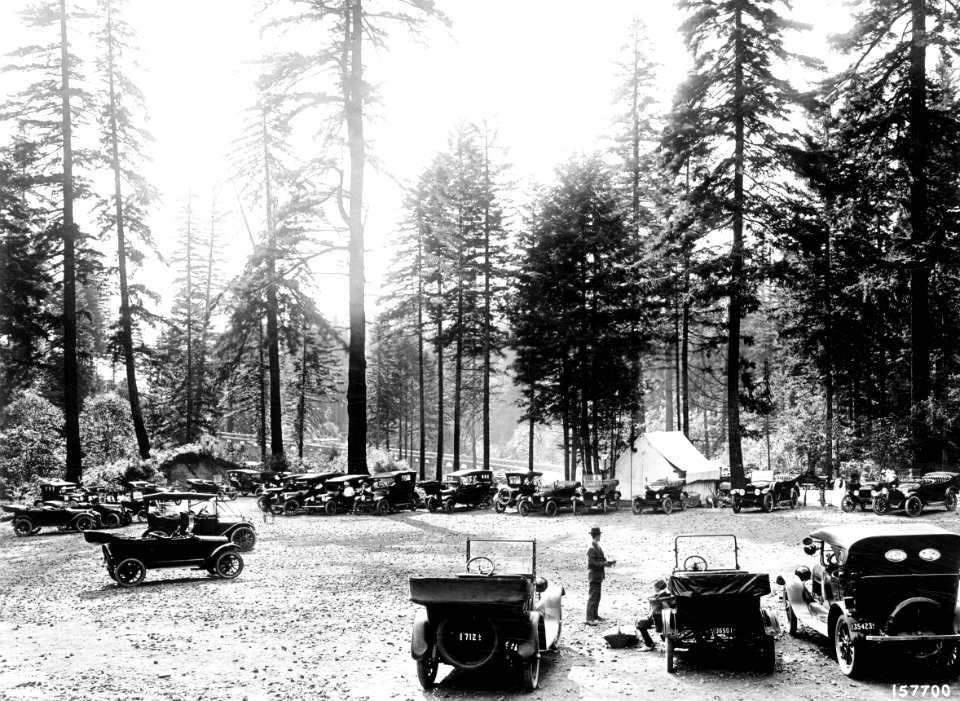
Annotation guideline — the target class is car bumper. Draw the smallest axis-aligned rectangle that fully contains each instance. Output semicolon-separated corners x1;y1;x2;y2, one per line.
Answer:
865;633;960;642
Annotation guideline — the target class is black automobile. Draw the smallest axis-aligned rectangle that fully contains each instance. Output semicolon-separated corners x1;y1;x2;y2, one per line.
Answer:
660;534;780;674
631;480;688;515
495;471;542;514
84;522;244;588
33;479;88;506
517;480;580;517
3;502;101;536
573;478;622;515
416;480;444;512
438;470;498;513
257;473;309;512
227;468;268;496
840;472;881;513
778;524;960;678
118;480;162;521
353;470;419;515
185;478;237;501
270;472;346;515
873;471;960;517
729;470;800;513
318;474;370;515
795;468;829;491
141;491;257;552
46;494;131;529
409;538;564;692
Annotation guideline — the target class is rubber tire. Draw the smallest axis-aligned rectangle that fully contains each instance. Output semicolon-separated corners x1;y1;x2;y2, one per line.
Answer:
835;615;867;678
13;518;33;537
732;500;742;513
283;499;299;516
519;501;532;517
228;491;237;501
632;498;643;515
545;500;559;517
520;629;541;692
104;512;122;529
905;496;923;518
666;636;676;673
874;495;889;515
841;496;856;513
75;515;95;531
480;495;494;510
494;500;506;513
214;551;244;579
352;500;363;515
661;497;674;516
416;646;439;690
761;493;774;513
607;497;620;511
257;496;271;512
136;510;148;523
121;512;133;526
231;526;256;552
115;558;146;588
948;491;958;512
376;499;390;516
427;497;439;513
786;599;798;636
444;499;455;514
324;500;337;516
789;489;800;509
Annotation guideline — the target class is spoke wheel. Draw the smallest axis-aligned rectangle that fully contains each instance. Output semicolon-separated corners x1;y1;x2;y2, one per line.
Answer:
873;495;889;515
520;628;541;692
494;500;506;513
632;498;643;515
115;558;146;588
518;501;532;517
231;526;256;552
545;500;559;517
607;497;620;511
104;512;122;529
416;646;439;690
13;518;33;536
905;496;923;518
427;497;439;513
75;515;94;531
789;489;800;509
257;496;271;512
761;493;775;513
661;497;674;515
283;499;299;516
480;495;494;510
376;499;390;516
947;491;958;512
835;615;867;678
732;499;742;513
213;550;244;579
444;500;455;514
841;496;856;513
324;500;337;516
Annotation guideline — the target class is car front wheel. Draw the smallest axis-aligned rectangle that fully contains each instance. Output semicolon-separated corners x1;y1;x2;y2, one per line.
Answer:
946;491;958;512
841;495;856;513
631;498;643;515
732;498;742;513
789;489;799;509
520;630;541;692
231;526;256;552
905;496;924;518
835;615;867;678
214;550;244;579
661;497;674;515
785;599;798;636
417;645;439;690
518;501;532;517
324;500;337;516
607;496;620;511
761;493;774;513
103;512;122;529
75;515;95;531
376;499;390;516
480;495;494;510
13;518;33;536
873;495;889;515
444;500;455;514
427;497;439;513
494;500;506;513
545;500;559;517
115;558;146;588
257;496;271;512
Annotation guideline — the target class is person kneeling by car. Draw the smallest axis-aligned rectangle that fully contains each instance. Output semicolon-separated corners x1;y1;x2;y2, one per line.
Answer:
635;578;671;649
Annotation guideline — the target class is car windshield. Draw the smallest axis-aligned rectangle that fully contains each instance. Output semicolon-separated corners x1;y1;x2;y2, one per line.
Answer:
467;539;534;576
674;535;739;571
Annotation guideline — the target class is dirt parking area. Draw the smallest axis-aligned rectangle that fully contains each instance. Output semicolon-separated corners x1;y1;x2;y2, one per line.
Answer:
2;495;960;701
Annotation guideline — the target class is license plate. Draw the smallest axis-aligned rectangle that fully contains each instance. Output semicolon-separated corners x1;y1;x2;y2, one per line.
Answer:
711;627;735;635
850;622;875;632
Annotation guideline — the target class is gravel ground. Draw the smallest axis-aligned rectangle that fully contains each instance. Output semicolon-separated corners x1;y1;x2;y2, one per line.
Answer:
2;494;960;701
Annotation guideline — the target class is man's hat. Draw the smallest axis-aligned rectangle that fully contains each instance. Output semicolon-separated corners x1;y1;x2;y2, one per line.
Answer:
590;526;602;536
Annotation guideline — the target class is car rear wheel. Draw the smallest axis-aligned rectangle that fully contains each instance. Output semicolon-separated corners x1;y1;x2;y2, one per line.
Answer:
841;495;856;513
214;551;244;579
231;526;256;552
324;500;337;516
13;518;33;536
376;499;390;516
905;496;924;518
444;500;455;514
518;501;532;517
785;599;798;636
427;497;439;513
75;515;95;531
631;498;643;515
873;495;890;515
545;500;559;517
480;495;494;510
732;499;742;513
946;491;958;512
789;489;800;509
761;493;774;513
494;500;506;513
661;497;674;515
115;558;146;588
416;645;439;690
666;636;676;673
257;496;271;512
283;499;299;515
520;628;540;692
104;512;122;529
835;615;867;678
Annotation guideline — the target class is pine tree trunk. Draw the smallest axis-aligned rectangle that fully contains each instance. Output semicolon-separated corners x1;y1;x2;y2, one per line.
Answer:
435;278;445;480
60;0;82;482
417;220;426;480
105;5;149;459
562;402;570;481
681;261;691;437
727;7;746;489
185;196;194;443
262;110;284;463
664;360;674;431
527;383;535;472
257;313;267;462
908;0;933;468
453;286;463;474
297;325;308;460
345;0;368;474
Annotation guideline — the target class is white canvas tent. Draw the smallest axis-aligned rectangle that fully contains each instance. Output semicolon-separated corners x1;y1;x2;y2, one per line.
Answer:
613;431;717;501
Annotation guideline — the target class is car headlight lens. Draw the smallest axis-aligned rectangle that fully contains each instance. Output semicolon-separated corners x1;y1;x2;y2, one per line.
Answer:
755;489;761;496
882;488;888;495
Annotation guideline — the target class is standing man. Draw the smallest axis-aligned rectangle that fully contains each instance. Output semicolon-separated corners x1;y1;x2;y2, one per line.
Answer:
586;525;616;625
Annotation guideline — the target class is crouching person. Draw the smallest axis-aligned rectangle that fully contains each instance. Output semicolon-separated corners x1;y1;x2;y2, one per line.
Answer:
636;578;671;649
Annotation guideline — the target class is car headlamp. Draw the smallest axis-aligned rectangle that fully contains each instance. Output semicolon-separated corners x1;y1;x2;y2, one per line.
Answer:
755;489;761;496
882;488;888;495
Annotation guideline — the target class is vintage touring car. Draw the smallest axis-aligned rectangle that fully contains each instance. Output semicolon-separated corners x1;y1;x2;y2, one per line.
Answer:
573;478;622;514
632;479;688;515
494;471;542;513
140;491;257;552
873;471;960;517
517;480;579;517
437;470;498;513
4;502;101;536
409;538;563;692
777;524;960;678
353;470;419;514
730;470;800;513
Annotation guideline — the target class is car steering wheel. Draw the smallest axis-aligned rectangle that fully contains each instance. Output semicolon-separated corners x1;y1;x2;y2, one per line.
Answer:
683;555;708;572
466;556;496;576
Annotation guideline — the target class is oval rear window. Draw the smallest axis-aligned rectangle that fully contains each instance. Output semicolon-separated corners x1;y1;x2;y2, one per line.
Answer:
884;549;908;562
919;548;941;562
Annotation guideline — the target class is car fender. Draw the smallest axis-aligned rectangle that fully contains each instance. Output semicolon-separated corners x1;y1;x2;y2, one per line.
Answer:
782;577;807;609
661;607;678;637
221;522;256;538
517;611;542;660
204;542;240;567
411;608;434;660
535;584;564;648
760;604;781;636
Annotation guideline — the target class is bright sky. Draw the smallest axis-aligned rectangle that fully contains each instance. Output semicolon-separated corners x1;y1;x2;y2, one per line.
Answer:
0;0;851;327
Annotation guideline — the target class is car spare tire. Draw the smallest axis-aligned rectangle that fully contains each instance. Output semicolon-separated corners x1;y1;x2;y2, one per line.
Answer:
436;615;499;670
